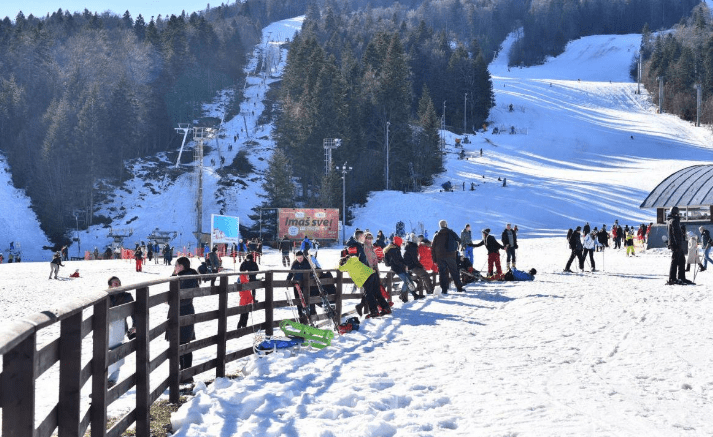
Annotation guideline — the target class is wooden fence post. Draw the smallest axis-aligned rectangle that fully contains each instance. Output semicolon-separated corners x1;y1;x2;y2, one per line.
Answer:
335;270;343;319
387;272;394;302
264;272;274;337
91;297;109;437
216;276;228;378
168;280;180;404
58;312;82;437
135;287;150;437
1;331;36;437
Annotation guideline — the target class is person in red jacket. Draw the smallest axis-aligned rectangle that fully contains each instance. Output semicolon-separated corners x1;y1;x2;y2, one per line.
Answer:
418;236;438;273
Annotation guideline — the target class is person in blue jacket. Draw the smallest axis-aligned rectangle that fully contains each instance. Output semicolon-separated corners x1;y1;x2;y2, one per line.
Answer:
300;236;312;252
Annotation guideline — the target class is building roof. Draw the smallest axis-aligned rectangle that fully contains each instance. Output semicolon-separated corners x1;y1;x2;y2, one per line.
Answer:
640;165;713;209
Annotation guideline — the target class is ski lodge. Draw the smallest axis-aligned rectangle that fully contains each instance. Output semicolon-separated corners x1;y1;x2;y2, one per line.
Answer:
640;164;713;248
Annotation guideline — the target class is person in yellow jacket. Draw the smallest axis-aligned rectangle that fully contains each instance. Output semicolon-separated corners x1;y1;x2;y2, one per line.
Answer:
339;255;392;318
625;230;636;257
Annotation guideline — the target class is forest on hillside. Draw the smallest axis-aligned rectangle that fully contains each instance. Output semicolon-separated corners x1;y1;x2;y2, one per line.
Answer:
640;3;713;125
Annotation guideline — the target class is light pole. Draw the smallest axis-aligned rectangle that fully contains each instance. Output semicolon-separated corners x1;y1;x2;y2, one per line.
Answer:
385;122;390;190
463;92;467;134
338;162;352;244
73;211;80;257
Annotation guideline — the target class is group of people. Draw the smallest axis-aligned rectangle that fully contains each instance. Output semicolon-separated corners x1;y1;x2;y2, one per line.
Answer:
564;221;654;272
231;238;263;263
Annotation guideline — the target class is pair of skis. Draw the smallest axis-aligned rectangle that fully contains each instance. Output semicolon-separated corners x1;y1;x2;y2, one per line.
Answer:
290;256;341;331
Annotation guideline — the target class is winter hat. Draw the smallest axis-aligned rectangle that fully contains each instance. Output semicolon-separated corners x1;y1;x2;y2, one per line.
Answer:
393;236;403;246
529;268;537;276
439;220;448;228
575;226;582;231
295;250;304;257
246;253;253;260
482;228;490;235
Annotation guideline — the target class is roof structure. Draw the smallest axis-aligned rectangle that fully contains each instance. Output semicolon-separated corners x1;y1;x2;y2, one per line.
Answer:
640;165;713;209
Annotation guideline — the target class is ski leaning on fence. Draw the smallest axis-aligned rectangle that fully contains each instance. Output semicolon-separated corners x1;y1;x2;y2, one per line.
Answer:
306;255;341;330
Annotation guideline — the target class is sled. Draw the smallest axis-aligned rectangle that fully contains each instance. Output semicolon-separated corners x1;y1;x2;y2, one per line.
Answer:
279;320;334;349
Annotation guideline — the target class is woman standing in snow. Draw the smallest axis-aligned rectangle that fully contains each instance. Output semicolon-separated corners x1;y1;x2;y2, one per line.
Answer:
49;251;64;279
582;230;599;271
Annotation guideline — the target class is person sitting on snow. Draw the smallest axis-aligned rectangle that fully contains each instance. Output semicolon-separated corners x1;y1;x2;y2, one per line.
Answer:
503;268;537;281
70;269;80;278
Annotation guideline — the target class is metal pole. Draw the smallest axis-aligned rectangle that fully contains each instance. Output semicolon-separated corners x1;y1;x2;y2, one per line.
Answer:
342;170;346;244
386;122;390;190
463;92;467;134
637;54;641;95
696;84;702;127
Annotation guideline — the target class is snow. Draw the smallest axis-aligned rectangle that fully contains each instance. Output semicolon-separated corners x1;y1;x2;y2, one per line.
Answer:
0;153;52;261
4;15;713;437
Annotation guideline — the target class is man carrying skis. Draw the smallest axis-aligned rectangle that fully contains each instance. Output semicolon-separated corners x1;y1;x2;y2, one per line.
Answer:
473;228;505;278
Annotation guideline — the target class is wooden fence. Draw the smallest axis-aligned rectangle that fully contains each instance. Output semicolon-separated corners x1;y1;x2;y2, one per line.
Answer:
0;268;433;437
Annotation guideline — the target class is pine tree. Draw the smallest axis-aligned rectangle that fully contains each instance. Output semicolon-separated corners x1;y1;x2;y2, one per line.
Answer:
262;148;295;208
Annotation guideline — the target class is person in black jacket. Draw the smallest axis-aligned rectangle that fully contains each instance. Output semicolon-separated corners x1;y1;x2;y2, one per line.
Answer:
49;251;64;279
501;223;518;270
239;252;259;300
346;230;368;265
171;257;198;375
404;239;434;295
375;230;387;248
597;225;609;250
286;251;313;321
278;235;292;267
667;207;691;285
431;220;464;293
564;226;585;273
474;228;505;277
384;236;422;302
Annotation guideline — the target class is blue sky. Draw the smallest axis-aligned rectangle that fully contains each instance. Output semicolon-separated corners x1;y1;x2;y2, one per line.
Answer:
2;1;214;21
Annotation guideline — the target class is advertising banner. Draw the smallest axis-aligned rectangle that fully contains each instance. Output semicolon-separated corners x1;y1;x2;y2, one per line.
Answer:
278;208;339;240
211;215;240;247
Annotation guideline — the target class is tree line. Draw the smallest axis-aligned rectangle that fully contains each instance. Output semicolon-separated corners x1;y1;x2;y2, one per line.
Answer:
509;0;700;67
640;3;713;124
259;1;496;227
0;0;316;246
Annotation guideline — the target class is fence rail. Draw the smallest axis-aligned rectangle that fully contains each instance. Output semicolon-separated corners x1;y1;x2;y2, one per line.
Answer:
0;268;433;436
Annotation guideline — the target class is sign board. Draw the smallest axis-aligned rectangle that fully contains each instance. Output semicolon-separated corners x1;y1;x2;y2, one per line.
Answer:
211;215;240;247
278;208;339;240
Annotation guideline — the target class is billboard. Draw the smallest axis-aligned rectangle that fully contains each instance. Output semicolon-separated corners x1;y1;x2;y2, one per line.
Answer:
278;208;339;240
211;215;240;247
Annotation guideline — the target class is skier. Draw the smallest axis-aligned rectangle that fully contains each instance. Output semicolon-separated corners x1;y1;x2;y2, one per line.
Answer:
460;224;474;264
431;220;464;293
300;236;312;253
473;228;505;278
338;255;392;319
667;207;691;285
383;236;422;302
501;223;518;270
278;235;292;267
699;226;712;271
564;226;585;273
49;251;64;279
582;230;599;271
625;229;636;257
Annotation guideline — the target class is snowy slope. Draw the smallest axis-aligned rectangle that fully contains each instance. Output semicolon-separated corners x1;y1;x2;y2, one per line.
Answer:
0;153;52;261
350;33;713;238
71;17;304;255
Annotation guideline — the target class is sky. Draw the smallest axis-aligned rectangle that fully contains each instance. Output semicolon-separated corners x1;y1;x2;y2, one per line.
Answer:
1;0;215;21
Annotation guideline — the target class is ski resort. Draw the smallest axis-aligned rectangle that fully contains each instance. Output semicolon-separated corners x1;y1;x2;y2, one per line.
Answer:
2;1;713;436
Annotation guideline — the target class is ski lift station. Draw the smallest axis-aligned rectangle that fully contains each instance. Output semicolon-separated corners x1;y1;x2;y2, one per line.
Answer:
640;165;713;248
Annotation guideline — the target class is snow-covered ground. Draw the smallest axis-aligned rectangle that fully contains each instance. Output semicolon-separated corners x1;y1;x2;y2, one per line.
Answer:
4;15;713;436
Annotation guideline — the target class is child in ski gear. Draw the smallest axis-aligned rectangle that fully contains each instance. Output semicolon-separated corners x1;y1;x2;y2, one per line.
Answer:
501;223;518;270
582;230;599;270
460;224;474;264
338;255;391;319
432;220;464;293
170;257;198;372
70;269;80;278
625;230;636;257
474;228;505;278
564;226;585;272
384;236;422;302
49;251;64;279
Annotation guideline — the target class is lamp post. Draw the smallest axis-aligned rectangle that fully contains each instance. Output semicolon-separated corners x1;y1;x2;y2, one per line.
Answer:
385;122;390;190
339;162;352;244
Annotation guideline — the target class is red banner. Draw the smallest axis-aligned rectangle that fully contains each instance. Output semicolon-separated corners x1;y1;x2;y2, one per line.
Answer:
278;208;340;241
